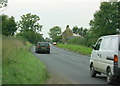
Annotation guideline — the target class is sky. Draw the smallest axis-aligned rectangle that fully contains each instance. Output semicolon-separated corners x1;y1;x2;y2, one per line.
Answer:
1;0;113;38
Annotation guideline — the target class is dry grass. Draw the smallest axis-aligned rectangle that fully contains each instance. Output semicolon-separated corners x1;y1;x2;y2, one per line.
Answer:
2;37;23;64
2;36;48;84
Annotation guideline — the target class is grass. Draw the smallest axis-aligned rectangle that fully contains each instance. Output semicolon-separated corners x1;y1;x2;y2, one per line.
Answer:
56;43;92;56
2;36;48;84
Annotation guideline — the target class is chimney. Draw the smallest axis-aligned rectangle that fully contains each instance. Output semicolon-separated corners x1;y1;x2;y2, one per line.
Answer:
66;25;69;28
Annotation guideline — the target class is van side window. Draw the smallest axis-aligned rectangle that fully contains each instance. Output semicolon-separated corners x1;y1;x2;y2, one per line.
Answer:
101;38;110;50
94;39;102;50
110;38;117;50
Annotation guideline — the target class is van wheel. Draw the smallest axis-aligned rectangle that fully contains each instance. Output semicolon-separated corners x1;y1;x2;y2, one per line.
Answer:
107;68;114;84
90;66;96;77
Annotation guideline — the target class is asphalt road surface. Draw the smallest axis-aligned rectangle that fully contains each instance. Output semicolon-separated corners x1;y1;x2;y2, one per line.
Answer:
30;45;110;84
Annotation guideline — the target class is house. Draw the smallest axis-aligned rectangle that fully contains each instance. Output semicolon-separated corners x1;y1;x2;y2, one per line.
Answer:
62;25;73;43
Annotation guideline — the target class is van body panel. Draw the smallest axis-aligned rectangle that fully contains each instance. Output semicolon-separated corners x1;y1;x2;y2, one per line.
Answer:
90;35;120;79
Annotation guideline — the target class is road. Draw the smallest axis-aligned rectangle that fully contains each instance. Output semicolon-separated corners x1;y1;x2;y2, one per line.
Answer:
30;45;108;84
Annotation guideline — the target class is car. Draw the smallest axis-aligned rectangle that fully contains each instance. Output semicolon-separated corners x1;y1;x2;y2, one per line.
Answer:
35;42;50;54
89;35;120;84
53;42;57;45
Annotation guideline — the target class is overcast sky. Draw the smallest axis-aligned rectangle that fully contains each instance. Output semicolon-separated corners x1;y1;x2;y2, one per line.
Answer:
2;0;112;38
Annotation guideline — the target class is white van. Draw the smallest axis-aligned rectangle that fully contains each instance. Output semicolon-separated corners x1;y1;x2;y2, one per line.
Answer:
90;35;120;84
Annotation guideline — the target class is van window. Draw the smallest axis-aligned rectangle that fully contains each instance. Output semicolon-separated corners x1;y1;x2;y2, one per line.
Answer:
101;37;117;50
94;39;102;50
101;38;110;50
109;38;117;50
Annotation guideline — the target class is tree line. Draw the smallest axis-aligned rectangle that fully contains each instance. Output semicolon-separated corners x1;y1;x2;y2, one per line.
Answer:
1;13;44;44
1;2;120;46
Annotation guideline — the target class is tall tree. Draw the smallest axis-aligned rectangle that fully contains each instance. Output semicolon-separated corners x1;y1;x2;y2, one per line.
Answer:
2;14;17;36
48;26;62;42
89;2;119;38
72;26;88;37
17;13;44;43
17;30;44;44
18;13;42;33
78;27;83;36
72;26;79;34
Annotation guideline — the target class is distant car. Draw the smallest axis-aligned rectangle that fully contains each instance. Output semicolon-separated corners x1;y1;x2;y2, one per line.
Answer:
35;42;50;54
53;42;57;45
90;35;120;84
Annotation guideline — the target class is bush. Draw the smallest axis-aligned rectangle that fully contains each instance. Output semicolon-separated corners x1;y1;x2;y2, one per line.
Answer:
67;37;85;45
67;37;98;47
16;30;44;44
56;44;92;56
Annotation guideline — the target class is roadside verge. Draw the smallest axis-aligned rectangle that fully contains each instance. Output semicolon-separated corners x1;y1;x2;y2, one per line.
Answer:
56;43;92;56
2;37;48;84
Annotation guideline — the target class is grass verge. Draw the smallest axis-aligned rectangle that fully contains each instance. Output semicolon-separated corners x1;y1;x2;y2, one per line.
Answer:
56;43;92;56
2;36;48;84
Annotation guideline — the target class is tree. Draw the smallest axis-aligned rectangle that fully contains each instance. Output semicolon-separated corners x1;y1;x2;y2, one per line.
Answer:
48;26;62;42
18;13;42;32
54;35;62;42
17;13;44;44
89;2;119;38
78;27;83;36
2;14;17;36
45;37;52;42
72;26;79;34
17;30;44;44
72;26;88;37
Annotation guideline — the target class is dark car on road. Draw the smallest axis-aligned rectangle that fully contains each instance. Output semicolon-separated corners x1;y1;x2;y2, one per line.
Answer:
35;42;50;54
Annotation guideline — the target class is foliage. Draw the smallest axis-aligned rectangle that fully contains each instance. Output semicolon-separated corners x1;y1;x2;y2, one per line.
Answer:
45;37;52;42
56;43;92;56
72;26;89;37
53;35;62;43
89;2;119;38
17;30;44;44
69;2;119;47
48;26;62;42
2;37;48;84
1;14;17;36
17;13;44;44
72;26;79;34
17;13;42;32
67;37;97;47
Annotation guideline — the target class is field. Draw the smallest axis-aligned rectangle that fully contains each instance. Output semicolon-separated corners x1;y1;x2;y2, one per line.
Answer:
2;36;48;84
56;43;92;56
